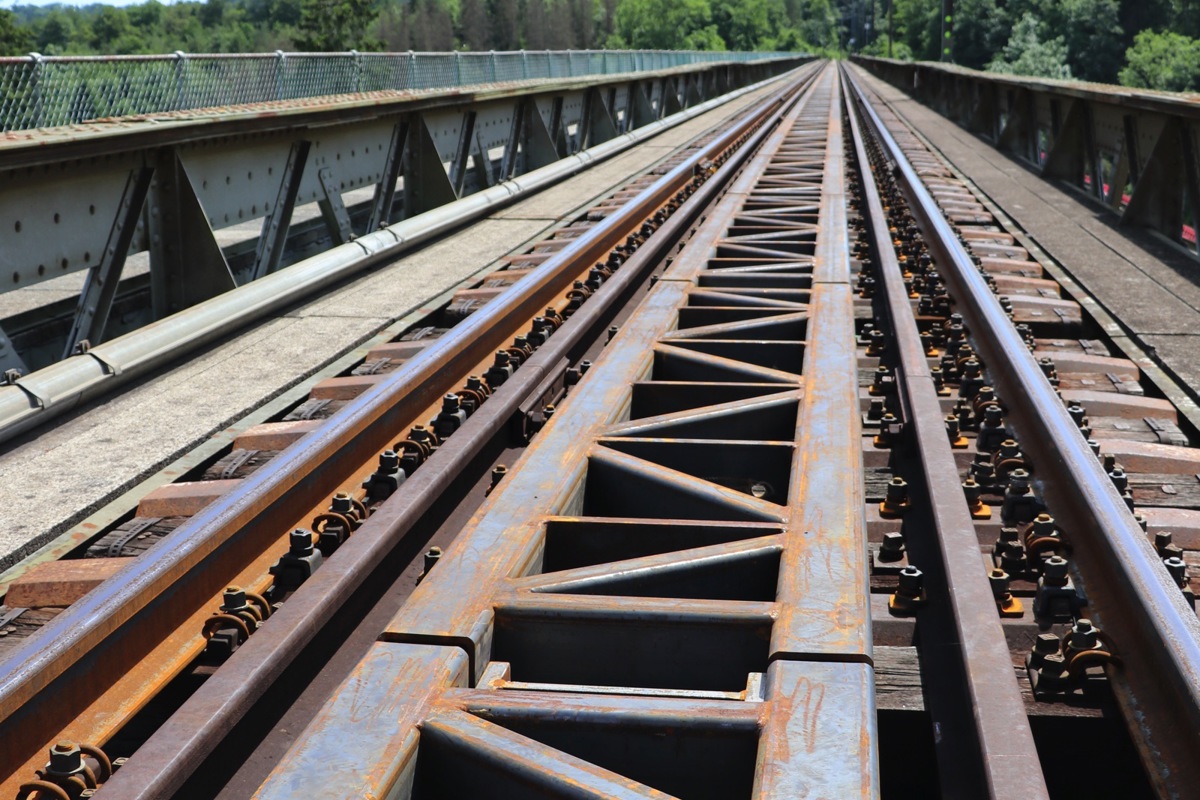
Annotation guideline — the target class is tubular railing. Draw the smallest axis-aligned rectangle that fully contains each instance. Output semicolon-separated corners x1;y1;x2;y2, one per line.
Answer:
0;49;795;131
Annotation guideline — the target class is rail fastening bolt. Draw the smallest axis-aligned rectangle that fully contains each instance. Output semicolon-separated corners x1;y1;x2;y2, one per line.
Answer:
879;532;906;562
222;586;247;610
1043;556;1069;584
48;740;84;775
289;529;315;556
897;565;923;594
1066;618;1099;652
1164;556;1188;584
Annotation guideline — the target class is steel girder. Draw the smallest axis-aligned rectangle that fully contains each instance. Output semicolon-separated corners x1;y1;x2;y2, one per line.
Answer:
0;58;806;357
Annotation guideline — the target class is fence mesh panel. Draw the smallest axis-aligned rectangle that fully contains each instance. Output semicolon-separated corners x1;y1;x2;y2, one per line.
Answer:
0;49;793;132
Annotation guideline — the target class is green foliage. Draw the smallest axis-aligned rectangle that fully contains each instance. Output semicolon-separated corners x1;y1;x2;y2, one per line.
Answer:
613;0;716;49
892;0;941;61
987;12;1072;79
1119;29;1200;90
1045;0;1124;82
0;9;33;56
296;0;379;50
0;0;1188;98
951;0;1007;69
713;0;786;51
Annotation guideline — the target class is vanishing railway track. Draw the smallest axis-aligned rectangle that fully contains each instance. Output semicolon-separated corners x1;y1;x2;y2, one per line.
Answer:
0;63;823;799
5;61;1200;799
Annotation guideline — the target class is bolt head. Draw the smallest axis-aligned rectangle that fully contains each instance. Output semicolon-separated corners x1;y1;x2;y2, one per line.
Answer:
988;568;1010;596
1165;556;1188;581
898;565;923;592
47;741;83;774
1044;556;1069;580
289;528;314;554
1034;633;1061;654
222;586;246;609
881;531;905;552
1040;652;1068;676
1068;618;1099;649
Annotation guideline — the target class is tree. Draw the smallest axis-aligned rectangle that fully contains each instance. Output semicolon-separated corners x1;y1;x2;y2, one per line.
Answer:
546;0;572;47
571;0;595;48
490;0;520;49
0;9;32;56
892;0;941;60
713;0;787;50
523;0;549;47
987;12;1072;79
1119;29;1200;91
458;0;489;48
791;0;837;49
295;0;379;50
1046;0;1124;82
951;0;1007;69
613;0;716;49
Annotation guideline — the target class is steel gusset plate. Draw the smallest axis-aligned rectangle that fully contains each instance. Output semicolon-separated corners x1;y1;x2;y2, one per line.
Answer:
251;65;880;800
848;68;1200;799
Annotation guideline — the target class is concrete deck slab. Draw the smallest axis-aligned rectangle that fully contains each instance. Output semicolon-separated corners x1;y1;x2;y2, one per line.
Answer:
0;79;779;569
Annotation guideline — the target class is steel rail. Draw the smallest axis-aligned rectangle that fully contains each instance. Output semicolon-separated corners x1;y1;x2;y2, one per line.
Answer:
0;67;807;446
0;64;823;795
91;63;825;800
842;67;1049;799
846;65;1200;797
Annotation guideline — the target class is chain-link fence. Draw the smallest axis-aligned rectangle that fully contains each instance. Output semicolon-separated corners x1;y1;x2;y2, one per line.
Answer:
0;49;795;132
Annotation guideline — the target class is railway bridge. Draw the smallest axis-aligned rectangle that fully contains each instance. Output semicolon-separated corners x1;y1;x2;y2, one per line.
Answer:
0;51;1199;799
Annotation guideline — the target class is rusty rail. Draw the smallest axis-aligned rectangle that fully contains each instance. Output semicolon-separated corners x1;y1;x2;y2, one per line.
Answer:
91;62;826;800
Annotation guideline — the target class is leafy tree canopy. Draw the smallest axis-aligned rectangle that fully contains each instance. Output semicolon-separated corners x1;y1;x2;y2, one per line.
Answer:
987;12;1072;79
1119;28;1200;91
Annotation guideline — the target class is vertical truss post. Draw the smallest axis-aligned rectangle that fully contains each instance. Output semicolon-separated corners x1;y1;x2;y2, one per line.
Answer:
147;149;236;318
499;100;527;181
316;166;354;245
